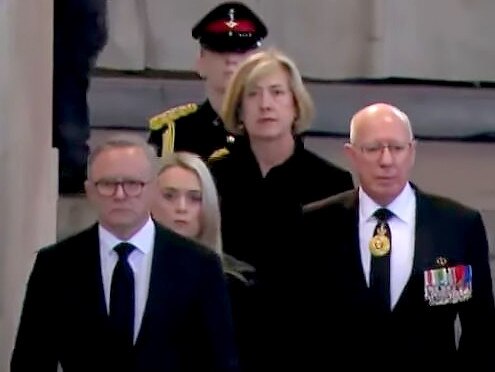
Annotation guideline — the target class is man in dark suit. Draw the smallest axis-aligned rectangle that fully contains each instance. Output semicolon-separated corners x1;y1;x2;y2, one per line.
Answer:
11;134;239;371
302;103;495;369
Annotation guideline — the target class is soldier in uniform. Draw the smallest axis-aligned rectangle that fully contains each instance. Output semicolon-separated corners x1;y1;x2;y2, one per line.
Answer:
148;2;268;160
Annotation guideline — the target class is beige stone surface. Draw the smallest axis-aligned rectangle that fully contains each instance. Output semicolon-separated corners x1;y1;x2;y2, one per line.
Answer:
0;0;57;369
98;0;495;80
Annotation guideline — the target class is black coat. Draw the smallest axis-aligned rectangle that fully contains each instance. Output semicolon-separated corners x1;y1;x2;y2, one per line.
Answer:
11;223;239;372
210;137;354;266
209;137;354;371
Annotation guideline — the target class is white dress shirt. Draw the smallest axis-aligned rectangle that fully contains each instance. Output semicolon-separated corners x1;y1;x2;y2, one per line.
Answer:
358;183;416;309
99;216;155;342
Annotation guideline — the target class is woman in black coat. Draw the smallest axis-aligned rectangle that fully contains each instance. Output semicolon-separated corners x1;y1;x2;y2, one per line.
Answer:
209;48;354;371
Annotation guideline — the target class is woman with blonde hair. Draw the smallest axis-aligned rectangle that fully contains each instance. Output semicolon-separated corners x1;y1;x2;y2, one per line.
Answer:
152;151;221;252
208;48;354;371
152;151;253;282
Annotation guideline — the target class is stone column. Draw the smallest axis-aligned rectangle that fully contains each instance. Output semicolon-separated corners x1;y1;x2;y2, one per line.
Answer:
0;0;57;369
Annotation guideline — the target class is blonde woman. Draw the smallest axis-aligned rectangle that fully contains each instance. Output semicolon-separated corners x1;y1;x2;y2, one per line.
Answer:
152;151;253;282
209;48;355;371
210;47;354;267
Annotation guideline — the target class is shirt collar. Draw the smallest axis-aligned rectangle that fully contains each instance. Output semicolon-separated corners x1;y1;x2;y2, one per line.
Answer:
359;182;416;223
99;216;155;256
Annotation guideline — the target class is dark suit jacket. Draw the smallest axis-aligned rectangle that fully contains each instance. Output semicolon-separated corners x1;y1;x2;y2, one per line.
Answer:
11;223;239;372
302;187;495;369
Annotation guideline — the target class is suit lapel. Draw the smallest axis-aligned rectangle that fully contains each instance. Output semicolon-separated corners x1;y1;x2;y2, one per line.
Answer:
412;191;437;274
394;189;437;309
135;224;180;346
71;224;109;332
349;187;438;310
342;191;369;290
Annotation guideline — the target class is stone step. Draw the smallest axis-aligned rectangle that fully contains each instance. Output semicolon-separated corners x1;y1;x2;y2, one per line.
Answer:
88;75;495;140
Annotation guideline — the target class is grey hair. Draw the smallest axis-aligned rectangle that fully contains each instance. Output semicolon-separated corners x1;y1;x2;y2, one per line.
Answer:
87;134;159;179
157;152;222;255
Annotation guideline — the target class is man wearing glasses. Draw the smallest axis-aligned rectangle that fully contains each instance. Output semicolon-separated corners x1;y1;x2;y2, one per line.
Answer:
301;103;495;369
11;134;239;371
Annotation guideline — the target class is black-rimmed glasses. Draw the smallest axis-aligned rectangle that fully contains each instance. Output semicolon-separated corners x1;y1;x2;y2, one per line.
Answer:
92;179;150;197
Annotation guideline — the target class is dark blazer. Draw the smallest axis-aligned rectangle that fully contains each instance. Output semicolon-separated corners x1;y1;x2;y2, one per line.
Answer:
302;187;495;369
11;223;239;372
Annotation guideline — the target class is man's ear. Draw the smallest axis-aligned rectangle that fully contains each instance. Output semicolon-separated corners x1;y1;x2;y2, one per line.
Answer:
84;179;93;200
344;142;356;165
195;48;206;78
409;139;417;166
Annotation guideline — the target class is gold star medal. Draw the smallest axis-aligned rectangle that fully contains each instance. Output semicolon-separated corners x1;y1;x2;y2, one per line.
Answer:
369;223;390;257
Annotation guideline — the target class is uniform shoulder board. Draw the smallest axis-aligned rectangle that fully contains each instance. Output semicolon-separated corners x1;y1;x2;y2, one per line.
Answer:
208;147;230;163
148;103;198;131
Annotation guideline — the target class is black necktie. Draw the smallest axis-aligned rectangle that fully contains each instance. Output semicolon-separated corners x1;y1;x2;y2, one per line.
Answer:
370;208;393;311
110;242;136;349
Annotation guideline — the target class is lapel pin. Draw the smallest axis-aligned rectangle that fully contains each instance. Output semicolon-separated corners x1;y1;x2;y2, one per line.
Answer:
436;256;448;267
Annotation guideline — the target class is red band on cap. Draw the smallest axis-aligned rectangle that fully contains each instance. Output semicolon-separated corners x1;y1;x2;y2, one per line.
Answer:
205;19;256;33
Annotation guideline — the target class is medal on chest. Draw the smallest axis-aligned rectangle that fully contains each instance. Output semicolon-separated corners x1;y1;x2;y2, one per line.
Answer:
369;223;390;257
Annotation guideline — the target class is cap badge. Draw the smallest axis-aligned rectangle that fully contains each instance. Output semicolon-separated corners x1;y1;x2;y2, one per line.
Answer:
226;8;237;29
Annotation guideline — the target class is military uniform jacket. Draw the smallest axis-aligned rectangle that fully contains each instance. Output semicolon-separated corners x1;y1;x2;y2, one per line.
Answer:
209;137;354;371
148;100;235;160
